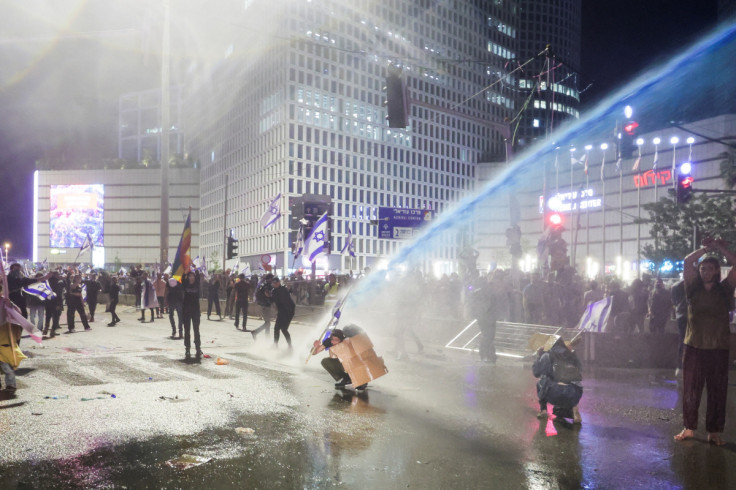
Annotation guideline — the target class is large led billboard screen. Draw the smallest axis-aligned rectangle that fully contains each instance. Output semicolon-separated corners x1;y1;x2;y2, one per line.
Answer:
49;184;104;248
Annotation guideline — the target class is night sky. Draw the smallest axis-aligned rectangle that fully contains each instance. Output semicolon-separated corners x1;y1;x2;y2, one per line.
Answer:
0;0;724;260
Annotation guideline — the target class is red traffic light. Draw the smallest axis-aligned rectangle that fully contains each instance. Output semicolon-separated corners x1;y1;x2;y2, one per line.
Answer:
548;213;563;227
623;121;639;135
681;175;694;188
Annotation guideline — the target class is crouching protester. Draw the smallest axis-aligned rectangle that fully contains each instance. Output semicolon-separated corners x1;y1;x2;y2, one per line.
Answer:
533;337;583;424
312;326;368;390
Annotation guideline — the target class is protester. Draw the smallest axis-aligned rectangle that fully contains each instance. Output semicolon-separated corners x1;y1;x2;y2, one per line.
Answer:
270;276;294;349
166;277;184;339
533;337;583;423
43;271;65;338
648;278;672;333
7;264;51;318
311;326;368;390
82;273;102;322
181;271;203;359
523;272;546;324
25;272;45;332
582;280;604;306
138;271;157;323
251;273;274;341
674;238;736;446
66;275;91;332
224;273;236;319
153;273;166;319
207;273;222;321
107;276;121;326
629;278;650;334
323;273;339;301
233;274;252;331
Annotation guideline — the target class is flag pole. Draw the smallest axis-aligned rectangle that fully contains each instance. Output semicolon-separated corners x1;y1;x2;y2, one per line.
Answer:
305;287;352;365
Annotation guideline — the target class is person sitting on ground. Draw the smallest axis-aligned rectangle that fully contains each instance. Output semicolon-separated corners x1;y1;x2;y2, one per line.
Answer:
311;326;367;390
532;337;583;424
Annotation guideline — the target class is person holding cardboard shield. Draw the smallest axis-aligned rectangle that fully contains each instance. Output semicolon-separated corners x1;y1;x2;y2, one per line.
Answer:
312;327;369;390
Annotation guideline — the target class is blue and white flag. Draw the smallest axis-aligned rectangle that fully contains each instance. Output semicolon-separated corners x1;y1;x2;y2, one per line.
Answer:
260;193;282;229
192;256;201;269
163;263;172;275
304;212;328;262
23;281;57;301
119;266;128;276
40;258;48;271
577;296;612;333
651;149;659;170
81;284;88;304
80;233;94;254
340;227;356;257
293;225;305;261
199;256;209;280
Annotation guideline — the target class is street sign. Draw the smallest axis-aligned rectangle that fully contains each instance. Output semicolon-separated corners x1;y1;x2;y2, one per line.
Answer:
376;207;434;239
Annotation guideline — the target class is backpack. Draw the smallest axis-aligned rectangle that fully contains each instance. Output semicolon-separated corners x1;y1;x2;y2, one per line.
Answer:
551;352;582;383
255;284;271;306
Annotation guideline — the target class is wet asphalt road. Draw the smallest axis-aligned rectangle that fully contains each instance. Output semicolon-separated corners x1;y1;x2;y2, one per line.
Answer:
2;306;736;489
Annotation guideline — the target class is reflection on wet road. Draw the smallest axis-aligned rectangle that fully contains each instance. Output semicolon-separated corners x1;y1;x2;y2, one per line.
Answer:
2;317;736;489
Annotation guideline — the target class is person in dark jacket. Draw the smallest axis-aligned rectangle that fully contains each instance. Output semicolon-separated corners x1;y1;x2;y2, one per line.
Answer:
250;273;274;341
66;275;91;332
83;273;102;322
43;271;65;338
7;264;51;318
166;277;184;338
648;278;672;333
181;271;203;359
233;274;252;331
270;277;295;349
107;276;121;326
207;274;222;320
532;337;583;423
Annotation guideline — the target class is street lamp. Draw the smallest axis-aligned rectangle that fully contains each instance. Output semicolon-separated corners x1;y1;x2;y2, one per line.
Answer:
3;242;10;262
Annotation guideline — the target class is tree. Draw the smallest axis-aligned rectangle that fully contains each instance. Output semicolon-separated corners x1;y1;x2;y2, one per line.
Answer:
640;193;736;273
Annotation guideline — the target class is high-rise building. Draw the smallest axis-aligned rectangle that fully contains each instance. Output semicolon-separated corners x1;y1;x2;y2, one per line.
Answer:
514;0;582;149
118;86;185;164
185;0;519;275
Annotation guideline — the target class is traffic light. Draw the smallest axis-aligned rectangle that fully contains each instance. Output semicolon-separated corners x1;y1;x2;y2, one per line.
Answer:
547;212;563;231
620;120;639;158
676;162;694;205
227;236;239;259
386;70;409;128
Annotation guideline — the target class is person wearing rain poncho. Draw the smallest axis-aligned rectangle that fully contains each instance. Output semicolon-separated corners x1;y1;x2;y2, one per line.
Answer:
532;336;583;423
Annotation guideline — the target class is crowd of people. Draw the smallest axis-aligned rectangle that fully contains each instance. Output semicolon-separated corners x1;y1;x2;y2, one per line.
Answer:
2;239;736;445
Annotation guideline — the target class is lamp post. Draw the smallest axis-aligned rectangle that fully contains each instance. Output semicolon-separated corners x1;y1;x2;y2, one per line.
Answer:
3;242;10;264
635;138;644;279
601;142;609;278
670;136;680;193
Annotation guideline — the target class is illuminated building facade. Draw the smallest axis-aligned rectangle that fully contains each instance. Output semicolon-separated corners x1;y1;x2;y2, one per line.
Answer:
185;0;518;275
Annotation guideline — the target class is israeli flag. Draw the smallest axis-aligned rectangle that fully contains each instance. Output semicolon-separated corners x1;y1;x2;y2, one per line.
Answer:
81;284;88;303
304;212;328;262
340;227;356;257
577;296;612;333
163;263;172;275
23;281;57;301
259;193;282;229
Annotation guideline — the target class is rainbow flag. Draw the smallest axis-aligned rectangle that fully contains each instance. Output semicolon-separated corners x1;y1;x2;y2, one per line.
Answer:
171;209;192;281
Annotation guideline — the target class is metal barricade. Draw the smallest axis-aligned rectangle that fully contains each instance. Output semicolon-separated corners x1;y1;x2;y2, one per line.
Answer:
445;320;577;359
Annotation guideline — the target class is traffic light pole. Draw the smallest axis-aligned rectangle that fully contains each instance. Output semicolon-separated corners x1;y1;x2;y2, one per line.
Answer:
223;174;228;273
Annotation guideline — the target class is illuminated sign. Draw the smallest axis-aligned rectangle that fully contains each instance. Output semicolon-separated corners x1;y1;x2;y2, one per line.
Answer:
633;169;673;188
544;189;602;213
49;184;104;248
377;207;434;239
